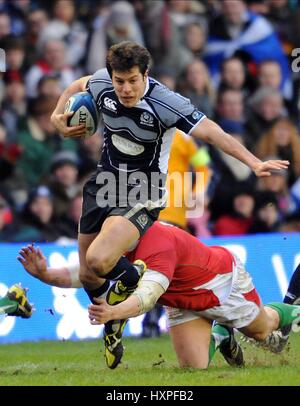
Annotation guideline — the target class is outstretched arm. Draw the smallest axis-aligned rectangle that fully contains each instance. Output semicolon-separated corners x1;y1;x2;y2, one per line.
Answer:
18;245;82;288
50;75;92;138
191;118;289;177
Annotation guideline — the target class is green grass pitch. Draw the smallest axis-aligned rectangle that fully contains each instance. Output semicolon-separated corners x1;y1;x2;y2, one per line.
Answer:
0;333;300;386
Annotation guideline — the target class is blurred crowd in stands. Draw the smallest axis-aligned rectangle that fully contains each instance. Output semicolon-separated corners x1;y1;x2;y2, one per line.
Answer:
1;0;300;244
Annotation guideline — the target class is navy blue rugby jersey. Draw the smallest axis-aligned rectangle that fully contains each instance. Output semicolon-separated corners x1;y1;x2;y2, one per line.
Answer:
87;68;206;179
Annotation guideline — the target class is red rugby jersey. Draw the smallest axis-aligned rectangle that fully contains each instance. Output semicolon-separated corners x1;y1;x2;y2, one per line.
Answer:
127;222;235;311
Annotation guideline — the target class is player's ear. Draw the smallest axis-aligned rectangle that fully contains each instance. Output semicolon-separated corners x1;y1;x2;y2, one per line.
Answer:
143;69;149;80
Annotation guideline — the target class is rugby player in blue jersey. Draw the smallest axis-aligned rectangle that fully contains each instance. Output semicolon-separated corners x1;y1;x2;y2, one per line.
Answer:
50;41;289;366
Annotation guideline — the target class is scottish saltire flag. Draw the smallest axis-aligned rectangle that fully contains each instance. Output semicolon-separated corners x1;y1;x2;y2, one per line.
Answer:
204;12;290;89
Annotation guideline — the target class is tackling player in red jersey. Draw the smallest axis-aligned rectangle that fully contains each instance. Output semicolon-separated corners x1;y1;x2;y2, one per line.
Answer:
18;222;300;369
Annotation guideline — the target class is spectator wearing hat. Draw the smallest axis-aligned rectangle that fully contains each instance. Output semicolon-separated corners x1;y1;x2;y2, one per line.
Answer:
46;150;81;219
249;191;280;234
213;187;255;236
12;186;62;243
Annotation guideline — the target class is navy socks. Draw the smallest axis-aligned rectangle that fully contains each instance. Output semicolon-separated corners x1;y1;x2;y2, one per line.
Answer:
104;256;139;287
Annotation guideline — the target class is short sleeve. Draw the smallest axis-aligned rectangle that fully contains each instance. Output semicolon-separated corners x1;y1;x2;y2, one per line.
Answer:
133;233;177;282
147;83;206;133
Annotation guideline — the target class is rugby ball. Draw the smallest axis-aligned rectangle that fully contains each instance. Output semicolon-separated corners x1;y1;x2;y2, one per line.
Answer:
64;91;99;138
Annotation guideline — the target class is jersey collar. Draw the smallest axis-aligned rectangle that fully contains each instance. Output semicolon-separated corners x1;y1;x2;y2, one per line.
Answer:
135;77;149;107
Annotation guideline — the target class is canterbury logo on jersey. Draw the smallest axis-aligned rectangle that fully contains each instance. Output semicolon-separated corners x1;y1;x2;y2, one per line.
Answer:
104;97;117;112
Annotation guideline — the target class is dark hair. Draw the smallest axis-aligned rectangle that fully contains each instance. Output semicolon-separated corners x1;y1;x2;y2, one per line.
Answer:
29;95;59;117
0;35;25;51
217;87;244;105
37;73;60;90
106;41;151;77
220;56;246;74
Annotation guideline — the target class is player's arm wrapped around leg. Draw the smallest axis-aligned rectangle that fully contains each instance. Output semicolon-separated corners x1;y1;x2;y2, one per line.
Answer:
132;270;169;315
